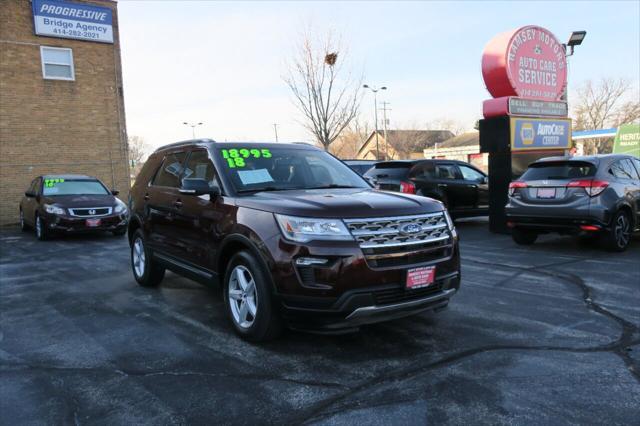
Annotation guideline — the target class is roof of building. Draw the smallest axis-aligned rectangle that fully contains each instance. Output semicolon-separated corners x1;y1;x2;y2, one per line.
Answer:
357;130;455;156
435;131;479;149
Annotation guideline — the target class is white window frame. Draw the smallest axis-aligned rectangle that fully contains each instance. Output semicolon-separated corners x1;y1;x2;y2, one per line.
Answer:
40;46;75;81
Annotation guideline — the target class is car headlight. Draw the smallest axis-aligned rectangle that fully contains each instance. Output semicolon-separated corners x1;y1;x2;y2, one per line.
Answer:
443;209;454;230
275;214;353;243
44;204;65;215
114;199;128;214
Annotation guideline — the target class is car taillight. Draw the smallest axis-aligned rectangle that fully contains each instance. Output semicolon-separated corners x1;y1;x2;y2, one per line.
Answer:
400;181;416;194
508;181;527;196
567;179;609;197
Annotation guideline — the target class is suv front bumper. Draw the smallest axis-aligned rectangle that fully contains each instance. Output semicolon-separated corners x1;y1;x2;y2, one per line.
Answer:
278;272;460;331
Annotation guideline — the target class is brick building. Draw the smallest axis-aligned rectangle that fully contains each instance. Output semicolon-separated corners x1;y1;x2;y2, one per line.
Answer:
0;0;129;225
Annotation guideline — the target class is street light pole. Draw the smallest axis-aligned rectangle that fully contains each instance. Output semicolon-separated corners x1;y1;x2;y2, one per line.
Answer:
273;123;279;142
183;121;203;139
363;84;387;160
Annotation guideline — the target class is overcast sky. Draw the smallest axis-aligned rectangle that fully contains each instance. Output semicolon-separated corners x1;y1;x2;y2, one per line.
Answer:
118;1;640;149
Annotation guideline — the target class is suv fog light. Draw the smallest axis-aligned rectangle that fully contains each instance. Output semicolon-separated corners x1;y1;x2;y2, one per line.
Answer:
295;257;328;266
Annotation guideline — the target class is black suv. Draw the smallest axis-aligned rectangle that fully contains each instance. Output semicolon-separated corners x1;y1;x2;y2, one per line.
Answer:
506;154;640;251
19;174;128;240
128;140;461;341
364;160;489;218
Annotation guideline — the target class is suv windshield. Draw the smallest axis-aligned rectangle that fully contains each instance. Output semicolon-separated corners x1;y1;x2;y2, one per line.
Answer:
42;179;109;196
521;161;597;181
215;146;369;193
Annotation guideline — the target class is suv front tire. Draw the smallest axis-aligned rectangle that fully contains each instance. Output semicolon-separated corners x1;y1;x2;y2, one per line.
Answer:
223;250;282;342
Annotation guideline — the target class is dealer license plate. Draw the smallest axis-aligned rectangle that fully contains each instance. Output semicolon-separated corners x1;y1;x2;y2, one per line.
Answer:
85;218;101;227
406;266;436;290
537;188;556;199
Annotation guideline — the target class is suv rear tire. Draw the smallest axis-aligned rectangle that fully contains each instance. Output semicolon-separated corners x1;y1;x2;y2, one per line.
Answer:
223;250;282;342
512;228;537;245
131;229;165;287
603;210;632;252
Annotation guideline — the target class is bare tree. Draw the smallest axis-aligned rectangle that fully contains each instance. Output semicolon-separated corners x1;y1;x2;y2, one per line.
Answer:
329;118;370;159
284;32;362;150
128;135;151;177
572;78;640;153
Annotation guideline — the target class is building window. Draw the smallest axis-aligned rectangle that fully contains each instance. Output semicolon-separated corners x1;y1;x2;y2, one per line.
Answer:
40;47;75;81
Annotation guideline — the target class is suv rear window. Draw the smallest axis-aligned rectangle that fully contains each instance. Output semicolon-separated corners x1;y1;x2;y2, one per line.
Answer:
364;162;412;179
521;161;596;181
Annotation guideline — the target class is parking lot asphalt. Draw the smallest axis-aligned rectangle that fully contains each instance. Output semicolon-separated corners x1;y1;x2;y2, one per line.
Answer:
1;220;639;425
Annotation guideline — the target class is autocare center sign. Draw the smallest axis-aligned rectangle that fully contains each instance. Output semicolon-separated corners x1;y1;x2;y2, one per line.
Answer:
510;117;571;151
32;0;113;44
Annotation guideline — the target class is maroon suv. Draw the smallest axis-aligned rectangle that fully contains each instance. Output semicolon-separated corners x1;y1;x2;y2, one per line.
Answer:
128;140;461;341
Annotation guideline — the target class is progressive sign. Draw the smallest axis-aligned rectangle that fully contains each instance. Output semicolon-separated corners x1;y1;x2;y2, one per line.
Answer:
510;117;572;151
32;0;113;44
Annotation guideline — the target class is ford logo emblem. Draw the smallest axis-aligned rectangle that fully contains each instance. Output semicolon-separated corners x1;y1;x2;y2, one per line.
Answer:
400;223;422;235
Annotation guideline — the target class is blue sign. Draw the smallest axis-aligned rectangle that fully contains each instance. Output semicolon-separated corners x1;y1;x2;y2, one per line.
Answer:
510;117;572;151
32;0;113;44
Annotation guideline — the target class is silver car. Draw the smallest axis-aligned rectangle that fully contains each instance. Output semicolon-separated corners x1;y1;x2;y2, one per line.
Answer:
506;154;640;251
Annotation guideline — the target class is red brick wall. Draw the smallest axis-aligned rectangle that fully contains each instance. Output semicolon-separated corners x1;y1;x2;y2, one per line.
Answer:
0;0;130;225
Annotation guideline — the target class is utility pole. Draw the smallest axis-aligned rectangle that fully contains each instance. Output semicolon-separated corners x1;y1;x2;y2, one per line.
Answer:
273;124;279;142
380;101;391;160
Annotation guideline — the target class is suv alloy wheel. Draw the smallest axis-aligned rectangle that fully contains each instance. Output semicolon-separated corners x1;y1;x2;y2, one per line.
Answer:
604;210;632;252
131;229;165;287
223;251;282;341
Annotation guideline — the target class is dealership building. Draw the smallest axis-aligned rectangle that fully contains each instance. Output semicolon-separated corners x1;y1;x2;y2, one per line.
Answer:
0;0;129;225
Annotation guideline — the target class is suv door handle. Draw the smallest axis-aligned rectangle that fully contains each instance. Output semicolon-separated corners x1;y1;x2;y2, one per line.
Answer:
173;200;183;209
437;184;447;188
467;184;477;188
143;193;150;201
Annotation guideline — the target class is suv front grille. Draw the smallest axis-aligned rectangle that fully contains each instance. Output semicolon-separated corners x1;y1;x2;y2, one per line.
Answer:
69;207;112;217
344;213;452;268
372;282;444;305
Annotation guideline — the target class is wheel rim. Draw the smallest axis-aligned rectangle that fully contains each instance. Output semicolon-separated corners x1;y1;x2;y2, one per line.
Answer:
614;214;630;248
228;265;257;329
132;237;146;278
36;216;41;238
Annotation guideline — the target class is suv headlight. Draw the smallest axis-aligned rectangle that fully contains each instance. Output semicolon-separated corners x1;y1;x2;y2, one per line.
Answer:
443;209;454;230
114;199;128;214
44;204;65;215
275;214;353;243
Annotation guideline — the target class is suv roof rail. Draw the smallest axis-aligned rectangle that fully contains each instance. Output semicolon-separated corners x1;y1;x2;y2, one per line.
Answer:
153;139;216;153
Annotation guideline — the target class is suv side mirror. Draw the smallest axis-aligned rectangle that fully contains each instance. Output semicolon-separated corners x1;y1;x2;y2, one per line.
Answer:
25;191;36;198
481;176;488;184
111;189;120;196
180;178;220;197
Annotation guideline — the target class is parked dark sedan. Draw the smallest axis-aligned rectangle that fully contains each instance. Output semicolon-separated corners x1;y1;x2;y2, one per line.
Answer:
506;154;640;251
19;174;129;240
343;159;377;176
364;159;489;218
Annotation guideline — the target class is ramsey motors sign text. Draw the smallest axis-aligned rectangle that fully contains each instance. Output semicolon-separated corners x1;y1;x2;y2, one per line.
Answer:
32;0;113;44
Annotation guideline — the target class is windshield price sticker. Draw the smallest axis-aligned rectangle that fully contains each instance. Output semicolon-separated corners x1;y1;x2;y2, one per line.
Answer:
221;148;272;168
44;178;65;187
